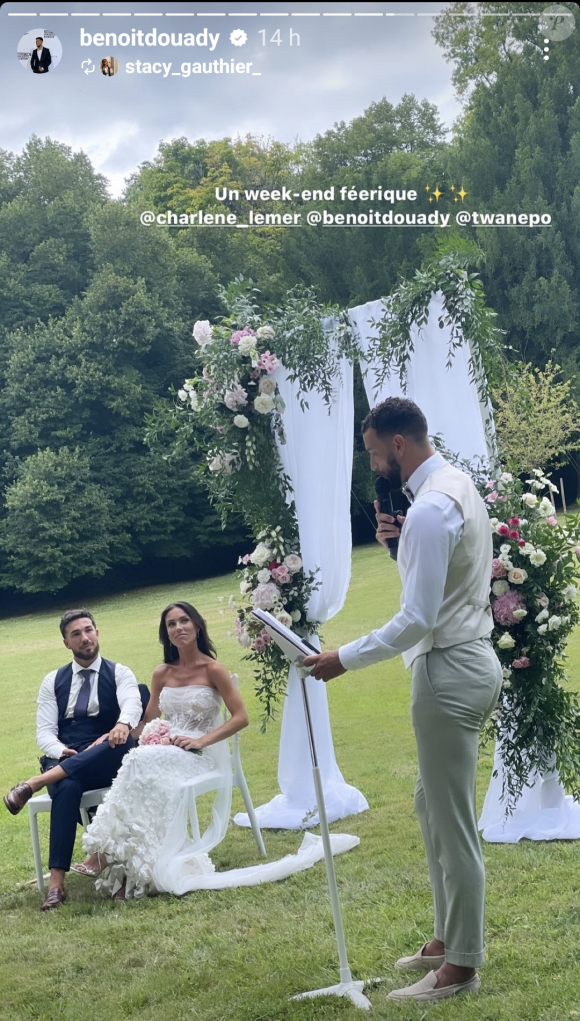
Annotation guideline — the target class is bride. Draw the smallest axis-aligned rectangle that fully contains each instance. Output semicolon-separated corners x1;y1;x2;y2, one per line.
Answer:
78;601;247;898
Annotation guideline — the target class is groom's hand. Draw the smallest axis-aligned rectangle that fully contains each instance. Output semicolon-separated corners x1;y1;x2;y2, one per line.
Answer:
302;650;346;682
109;723;130;747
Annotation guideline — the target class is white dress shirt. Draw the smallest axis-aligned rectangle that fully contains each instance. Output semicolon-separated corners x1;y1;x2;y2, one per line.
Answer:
338;453;465;670
36;655;142;759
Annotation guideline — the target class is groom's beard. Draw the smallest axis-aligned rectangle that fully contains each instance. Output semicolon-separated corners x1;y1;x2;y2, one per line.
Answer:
383;456;403;491
76;642;100;661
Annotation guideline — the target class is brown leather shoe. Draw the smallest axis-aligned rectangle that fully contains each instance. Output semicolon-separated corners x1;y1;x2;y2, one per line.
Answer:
3;781;33;815
41;887;67;911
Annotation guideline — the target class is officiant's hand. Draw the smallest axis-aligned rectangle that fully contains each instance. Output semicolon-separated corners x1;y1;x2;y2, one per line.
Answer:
302;650;346;682
374;501;405;549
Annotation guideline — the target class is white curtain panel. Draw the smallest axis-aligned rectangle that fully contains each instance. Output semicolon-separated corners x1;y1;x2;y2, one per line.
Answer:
234;322;369;830
350;291;494;463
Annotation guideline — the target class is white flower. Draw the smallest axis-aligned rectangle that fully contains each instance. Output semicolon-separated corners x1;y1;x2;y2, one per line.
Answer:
237;631;252;649
284;554;303;574
502;666;513;680
274;609;293;628
193;320;213;346
527;480;544;491
498;553;512;566
490;517;499;529
497;633;516;650
177;389;187;401
537;623;548;635
548;615;563;631
536;593;549;608
253;394;275;415
562;584;577;600
538;497;556;518
233;414;250;429
257;568;271;584
500;472;513;483
208;453;238;475
508;568;528;585
250;543;272;567
529;550;547;567
492;580;510;596
258;377;277;396
239;581;252;595
189;392;199;411
224;386;248;411
500;544;511;554
275;396;286;412
291;609;301;622
535;609;549;623
532;468;544;477
512;608;528;621
522;493;538;507
183;381;194;392
238;336;257;357
519;542;535;557
256;324;275;339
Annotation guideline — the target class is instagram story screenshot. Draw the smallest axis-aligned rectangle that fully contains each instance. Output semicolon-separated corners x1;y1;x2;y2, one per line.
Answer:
1;1;580;1019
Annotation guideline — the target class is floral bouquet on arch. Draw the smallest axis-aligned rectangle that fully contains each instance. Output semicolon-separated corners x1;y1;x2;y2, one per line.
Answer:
228;526;321;727
477;467;580;810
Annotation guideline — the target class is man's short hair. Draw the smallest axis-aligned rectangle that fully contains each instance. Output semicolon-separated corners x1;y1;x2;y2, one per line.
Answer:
36;37;43;42
60;608;96;638
362;397;428;443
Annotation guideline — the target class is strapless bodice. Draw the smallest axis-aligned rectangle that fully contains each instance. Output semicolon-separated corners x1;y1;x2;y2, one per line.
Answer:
159;684;223;738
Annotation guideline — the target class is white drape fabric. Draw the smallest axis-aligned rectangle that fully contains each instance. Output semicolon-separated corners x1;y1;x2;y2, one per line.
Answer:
235;323;369;829
478;746;580;842
349;291;494;463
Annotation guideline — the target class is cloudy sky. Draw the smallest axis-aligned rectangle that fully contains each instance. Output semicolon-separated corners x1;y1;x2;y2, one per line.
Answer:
1;1;462;196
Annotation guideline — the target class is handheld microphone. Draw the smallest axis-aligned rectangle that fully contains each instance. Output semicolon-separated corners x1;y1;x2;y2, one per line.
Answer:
374;475;404;562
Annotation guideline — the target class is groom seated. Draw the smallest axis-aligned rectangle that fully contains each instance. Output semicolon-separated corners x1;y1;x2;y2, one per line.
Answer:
3;609;147;910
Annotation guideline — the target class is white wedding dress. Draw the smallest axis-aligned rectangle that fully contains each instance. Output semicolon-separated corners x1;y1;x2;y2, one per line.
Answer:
83;684;359;898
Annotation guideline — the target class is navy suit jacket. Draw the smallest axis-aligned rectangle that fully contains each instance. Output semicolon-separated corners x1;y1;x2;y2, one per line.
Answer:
31;47;51;73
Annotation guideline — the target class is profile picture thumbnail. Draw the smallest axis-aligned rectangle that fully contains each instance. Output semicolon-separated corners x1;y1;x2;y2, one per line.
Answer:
17;28;62;75
100;56;119;77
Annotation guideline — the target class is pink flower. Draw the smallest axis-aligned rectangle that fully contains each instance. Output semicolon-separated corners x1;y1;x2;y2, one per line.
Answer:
512;657;531;669
259;628;271;645
497;524;510;536
256;350;279;375
497;495;508;502
491;558;507;579
546;516;558;526
518;539;526;548
271;564;291;584
486;491;499;503
493;590;526;626
508;530;520;541
251;582;280;610
508;517;520;527
268;561;282;571
147;734;161;745
575;547;580;558
230;328;256;346
486;480;497;490
241;554;251;564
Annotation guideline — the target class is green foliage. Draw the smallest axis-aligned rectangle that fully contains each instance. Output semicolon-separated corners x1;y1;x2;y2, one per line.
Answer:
0;448;116;593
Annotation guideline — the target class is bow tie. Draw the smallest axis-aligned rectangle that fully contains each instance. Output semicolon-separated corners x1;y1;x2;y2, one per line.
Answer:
402;485;414;504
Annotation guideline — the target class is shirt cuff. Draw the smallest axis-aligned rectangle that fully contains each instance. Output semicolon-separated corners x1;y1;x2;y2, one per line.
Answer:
338;642;364;671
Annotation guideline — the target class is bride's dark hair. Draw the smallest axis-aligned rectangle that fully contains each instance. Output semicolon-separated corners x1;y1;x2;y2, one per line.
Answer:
159;601;217;664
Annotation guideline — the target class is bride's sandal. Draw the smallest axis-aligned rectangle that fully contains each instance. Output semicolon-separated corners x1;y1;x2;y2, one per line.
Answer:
71;853;106;877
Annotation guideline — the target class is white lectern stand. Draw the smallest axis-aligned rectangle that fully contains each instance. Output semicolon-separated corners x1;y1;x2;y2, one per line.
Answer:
251;610;376;1009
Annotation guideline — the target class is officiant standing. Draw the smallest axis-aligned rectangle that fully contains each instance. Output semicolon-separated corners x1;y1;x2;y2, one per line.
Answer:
303;397;502;1004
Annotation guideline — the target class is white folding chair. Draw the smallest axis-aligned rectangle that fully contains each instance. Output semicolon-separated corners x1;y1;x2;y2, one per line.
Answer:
28;673;265;890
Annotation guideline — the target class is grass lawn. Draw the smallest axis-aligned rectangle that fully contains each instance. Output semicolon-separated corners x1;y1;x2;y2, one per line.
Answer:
1;543;579;1021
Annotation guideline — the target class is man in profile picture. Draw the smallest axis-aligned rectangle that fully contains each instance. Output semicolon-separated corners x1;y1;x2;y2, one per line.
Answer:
31;36;51;74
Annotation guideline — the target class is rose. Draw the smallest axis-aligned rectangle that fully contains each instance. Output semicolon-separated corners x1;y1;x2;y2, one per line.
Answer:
250;543;272;566
508;517;520;527
548;615;563;631
291;609;301;622
508;568;528;585
529;550;547;567
512;656;531;669
177;389;187;401
224;386;248;411
233;415;250;429
251;582;280;610
492;579;510;596
497;633;516;650
491;558;507;579
274;609;293;628
508;530;520;541
512;608;528;621
256;568;271;583
497;524;510;536
535;609;549;623
284;554;303;574
538;496;556;517
537;624;548;635
239;336;257;356
253;394;275;414
536;593;549;608
239;581;252;595
271;564;292;584
258;377;277;396
562;584;577;600
522;493;538;507
208;453;238;475
502;666;513;679
193;320;213;346
256;325;275;339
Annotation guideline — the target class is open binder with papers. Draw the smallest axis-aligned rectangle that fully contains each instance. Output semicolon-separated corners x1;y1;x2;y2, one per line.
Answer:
250;608;317;669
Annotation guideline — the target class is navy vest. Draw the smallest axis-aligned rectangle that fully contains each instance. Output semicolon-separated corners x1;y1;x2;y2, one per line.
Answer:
55;658;119;751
